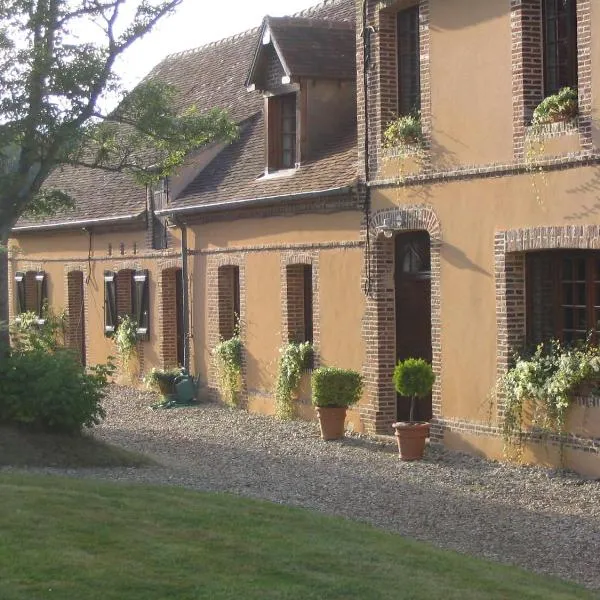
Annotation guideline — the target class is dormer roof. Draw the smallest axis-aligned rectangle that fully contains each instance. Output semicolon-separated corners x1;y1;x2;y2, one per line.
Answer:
245;16;356;90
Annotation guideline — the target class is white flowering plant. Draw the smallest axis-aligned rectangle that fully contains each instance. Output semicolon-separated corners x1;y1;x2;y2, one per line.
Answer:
501;338;600;445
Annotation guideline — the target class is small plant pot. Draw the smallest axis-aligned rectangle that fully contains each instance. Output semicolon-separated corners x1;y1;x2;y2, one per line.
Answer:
392;422;430;461
315;406;347;441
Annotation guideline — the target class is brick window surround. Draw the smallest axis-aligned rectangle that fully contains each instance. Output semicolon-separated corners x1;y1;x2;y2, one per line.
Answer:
361;204;442;435
495;225;600;420
159;265;181;369
511;0;593;159
280;251;321;363
66;270;86;365
64;263;90;367
358;0;431;180
207;254;247;404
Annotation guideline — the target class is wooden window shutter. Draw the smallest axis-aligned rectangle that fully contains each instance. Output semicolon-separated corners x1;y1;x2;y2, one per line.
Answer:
267;96;282;171
104;271;117;336
35;272;47;321
14;272;25;315
134;270;150;340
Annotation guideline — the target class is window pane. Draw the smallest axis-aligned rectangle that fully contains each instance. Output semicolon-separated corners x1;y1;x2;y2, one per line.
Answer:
576;283;586;306
397;6;421;115
543;0;578;95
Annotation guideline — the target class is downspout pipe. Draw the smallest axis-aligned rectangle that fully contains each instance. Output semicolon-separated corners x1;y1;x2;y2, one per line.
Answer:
362;0;374;295
174;218;191;373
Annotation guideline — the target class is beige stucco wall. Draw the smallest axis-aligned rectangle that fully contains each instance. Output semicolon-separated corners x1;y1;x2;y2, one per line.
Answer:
371;163;600;474
190;210;367;427
429;0;513;168
373;165;600;421
12;228;148;262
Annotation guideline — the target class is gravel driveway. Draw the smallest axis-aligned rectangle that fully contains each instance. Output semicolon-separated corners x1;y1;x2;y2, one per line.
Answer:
21;386;600;590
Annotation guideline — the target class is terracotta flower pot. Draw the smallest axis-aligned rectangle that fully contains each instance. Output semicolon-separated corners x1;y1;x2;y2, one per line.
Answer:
392;422;430;461
316;406;347;440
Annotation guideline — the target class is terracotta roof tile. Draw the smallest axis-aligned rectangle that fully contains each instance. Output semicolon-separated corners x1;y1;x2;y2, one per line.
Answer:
174;112;357;209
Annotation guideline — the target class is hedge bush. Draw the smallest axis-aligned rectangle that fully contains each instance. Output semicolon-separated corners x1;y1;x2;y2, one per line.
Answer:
311;367;363;408
0;349;114;434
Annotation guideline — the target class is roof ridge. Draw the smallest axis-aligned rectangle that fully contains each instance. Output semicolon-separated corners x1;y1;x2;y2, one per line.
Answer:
291;0;351;19
161;26;259;63
158;0;351;64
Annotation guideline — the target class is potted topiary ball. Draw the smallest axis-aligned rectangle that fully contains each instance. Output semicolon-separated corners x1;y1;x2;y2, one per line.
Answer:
392;358;435;460
311;367;363;440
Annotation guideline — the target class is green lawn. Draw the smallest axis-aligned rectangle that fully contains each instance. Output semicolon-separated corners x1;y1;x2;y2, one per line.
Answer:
0;473;593;600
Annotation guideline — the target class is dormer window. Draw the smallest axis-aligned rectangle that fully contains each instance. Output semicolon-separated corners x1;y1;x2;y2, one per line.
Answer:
268;93;297;171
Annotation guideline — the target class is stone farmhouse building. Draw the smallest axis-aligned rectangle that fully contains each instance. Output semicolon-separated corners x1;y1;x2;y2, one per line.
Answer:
8;0;600;476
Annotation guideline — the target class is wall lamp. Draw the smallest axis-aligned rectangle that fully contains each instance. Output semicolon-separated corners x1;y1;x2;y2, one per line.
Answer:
375;215;402;239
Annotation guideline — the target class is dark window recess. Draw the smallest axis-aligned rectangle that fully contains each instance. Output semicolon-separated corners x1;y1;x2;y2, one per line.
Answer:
303;265;314;344
268;93;297;171
134;270;150;340
104;271;117;336
397;5;421;115
527;252;600;345
218;265;240;340
543;0;578;96
14;272;25;315
286;263;313;345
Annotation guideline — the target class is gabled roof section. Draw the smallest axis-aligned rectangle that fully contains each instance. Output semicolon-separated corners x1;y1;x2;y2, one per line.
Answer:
246;16;356;90
14;0;357;232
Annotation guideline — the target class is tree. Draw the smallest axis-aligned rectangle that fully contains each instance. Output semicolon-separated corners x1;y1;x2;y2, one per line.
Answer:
0;0;238;348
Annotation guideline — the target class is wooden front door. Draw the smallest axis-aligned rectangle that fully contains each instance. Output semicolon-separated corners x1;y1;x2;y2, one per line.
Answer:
395;232;432;422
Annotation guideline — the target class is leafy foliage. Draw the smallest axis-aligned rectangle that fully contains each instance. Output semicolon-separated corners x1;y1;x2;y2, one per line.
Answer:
10;308;66;352
0;0;237;230
213;336;243;407
274;342;313;420
383;113;424;150
114;314;138;369
0;348;114;433
500;339;600;449
1;312;114;433
393;358;435;422
532;87;578;126
311;367;363;408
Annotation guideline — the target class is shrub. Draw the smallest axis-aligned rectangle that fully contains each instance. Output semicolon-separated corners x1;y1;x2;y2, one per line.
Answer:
0;349;114;434
10;309;66;352
393;358;435;422
500;339;600;447
383;113;424;149
532;87;578;125
311;367;363;408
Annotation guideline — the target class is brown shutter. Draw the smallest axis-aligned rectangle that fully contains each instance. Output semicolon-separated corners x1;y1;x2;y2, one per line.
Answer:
134;270;150;341
104;271;117;335
267;95;282;171
35;272;47;321
14;272;25;315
